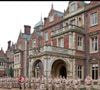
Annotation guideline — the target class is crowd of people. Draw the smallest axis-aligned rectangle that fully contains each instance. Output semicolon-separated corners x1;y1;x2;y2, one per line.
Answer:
0;75;99;90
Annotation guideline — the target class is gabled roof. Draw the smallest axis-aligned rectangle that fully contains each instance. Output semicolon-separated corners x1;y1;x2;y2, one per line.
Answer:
54;10;64;17
49;3;64;17
0;48;6;57
64;1;87;15
0;48;8;63
34;20;43;28
19;30;31;41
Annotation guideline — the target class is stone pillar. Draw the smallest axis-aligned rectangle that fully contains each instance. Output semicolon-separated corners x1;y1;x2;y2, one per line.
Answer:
29;60;32;78
24;40;27;77
43;56;51;78
73;59;76;79
43;58;47;77
47;57;52;77
70;58;75;79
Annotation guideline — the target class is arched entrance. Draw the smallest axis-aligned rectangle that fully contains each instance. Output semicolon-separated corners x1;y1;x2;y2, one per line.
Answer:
32;60;43;77
51;60;67;78
59;66;66;78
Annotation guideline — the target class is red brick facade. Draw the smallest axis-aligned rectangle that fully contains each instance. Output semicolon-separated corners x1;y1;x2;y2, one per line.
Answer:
2;1;100;80
85;1;100;79
13;25;31;77
42;6;63;46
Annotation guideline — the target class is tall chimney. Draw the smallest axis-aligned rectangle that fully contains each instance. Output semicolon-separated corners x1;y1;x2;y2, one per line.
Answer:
24;25;31;35
44;17;47;21
8;40;11;49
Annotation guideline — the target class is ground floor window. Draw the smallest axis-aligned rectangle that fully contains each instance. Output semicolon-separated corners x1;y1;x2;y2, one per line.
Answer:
91;64;98;80
76;65;83;79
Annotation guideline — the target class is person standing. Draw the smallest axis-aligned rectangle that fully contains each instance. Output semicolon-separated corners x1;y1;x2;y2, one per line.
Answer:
17;75;22;90
17;75;25;90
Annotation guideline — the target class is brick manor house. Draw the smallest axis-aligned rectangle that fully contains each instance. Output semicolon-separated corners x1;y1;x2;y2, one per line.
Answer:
1;1;100;81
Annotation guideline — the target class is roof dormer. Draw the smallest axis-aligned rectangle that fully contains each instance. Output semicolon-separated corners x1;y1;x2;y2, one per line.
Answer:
64;1;87;15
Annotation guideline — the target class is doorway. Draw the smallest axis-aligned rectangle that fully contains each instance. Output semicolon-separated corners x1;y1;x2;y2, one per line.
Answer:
59;66;66;78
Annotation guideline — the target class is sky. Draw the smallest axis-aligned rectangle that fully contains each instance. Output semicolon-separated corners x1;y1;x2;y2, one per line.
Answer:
0;1;89;52
0;1;68;52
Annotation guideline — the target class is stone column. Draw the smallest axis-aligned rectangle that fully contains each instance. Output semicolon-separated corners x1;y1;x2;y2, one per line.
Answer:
67;58;75;79
43;58;47;77
29;60;32;79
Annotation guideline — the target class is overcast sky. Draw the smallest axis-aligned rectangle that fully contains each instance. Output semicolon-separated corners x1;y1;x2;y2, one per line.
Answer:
0;1;89;52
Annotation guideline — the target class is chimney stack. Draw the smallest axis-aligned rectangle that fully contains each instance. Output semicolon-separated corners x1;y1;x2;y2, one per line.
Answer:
44;17;47;21
24;25;31;35
44;17;47;25
8;40;11;49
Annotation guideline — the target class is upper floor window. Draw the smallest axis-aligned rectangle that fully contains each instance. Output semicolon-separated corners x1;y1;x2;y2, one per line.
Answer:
77;35;83;50
78;36;82;46
90;35;98;52
49;15;54;22
45;32;48;41
32;39;36;48
14;54;20;64
90;12;98;26
70;2;77;12
58;37;64;47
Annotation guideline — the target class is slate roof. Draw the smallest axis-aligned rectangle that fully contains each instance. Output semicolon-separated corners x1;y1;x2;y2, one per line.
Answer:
34;20;43;28
21;33;31;41
54;10;64;17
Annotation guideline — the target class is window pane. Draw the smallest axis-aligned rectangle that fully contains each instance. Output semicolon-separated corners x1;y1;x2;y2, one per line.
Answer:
92;69;94;79
96;69;98;79
45;32;48;41
90;36;98;52
77;65;82;79
91;13;98;26
92;64;98;80
95;37;97;50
